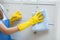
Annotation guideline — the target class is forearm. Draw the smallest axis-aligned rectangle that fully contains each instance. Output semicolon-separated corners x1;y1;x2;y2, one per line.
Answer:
0;24;19;34
4;27;19;34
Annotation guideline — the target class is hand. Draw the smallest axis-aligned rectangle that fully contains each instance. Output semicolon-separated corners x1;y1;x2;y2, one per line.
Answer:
28;10;44;25
10;11;22;25
17;10;44;31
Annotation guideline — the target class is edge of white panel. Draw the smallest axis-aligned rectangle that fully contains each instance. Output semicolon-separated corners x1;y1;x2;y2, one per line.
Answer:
0;1;57;6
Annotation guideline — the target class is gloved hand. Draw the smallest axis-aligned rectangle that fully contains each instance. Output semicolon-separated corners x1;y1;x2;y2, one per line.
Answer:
10;11;22;26
17;10;44;31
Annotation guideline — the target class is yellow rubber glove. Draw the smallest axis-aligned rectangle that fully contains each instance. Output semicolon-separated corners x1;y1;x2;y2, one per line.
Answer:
17;10;44;31
10;11;22;26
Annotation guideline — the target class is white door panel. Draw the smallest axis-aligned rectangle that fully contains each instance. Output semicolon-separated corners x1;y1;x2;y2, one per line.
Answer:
2;3;56;40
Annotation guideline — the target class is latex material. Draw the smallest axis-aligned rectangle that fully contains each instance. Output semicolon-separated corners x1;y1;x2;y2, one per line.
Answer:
17;10;44;31
32;9;49;31
10;11;22;25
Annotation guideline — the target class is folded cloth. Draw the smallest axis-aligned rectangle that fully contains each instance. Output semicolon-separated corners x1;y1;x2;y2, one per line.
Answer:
32;9;49;31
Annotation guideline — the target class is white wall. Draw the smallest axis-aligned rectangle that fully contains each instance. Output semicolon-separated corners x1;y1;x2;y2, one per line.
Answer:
56;2;60;40
0;0;60;40
3;3;56;40
0;0;57;3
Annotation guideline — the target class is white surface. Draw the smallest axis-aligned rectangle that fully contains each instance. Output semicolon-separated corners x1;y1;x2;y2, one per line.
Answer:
2;3;56;40
1;0;57;3
56;2;60;40
0;1;57;40
0;0;56;5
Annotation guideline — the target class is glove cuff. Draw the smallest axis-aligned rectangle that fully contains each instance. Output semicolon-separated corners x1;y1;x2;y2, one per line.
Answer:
17;21;32;31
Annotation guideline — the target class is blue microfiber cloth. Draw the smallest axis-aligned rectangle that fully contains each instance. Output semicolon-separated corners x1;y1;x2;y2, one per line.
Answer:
32;9;49;31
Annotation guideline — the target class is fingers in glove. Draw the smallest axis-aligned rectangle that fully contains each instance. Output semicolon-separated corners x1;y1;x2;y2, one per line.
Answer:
39;15;44;20
38;13;43;17
34;11;40;16
38;20;44;22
